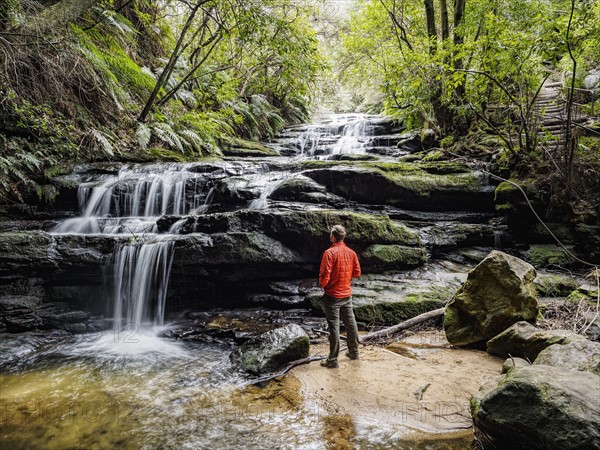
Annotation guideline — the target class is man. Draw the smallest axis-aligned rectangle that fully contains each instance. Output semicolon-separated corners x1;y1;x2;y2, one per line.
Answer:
318;224;361;368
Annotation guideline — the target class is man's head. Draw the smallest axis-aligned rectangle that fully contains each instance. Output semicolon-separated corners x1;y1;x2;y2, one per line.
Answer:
330;224;347;242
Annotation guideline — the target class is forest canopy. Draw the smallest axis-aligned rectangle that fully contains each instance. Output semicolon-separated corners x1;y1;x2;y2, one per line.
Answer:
0;0;598;204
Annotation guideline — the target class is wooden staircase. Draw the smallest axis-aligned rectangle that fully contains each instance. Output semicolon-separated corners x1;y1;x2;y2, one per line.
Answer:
533;75;592;150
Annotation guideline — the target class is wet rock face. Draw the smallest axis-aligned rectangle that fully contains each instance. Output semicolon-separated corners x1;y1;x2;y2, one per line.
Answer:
486;321;585;361
471;365;600;450
230;324;310;374
303;165;495;212
396;129;438;153
444;251;539;346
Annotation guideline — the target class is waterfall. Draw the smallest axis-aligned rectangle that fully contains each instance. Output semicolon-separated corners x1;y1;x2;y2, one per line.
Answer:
331;116;373;154
52;165;207;234
112;238;174;330
50;163;212;336
291;114;375;157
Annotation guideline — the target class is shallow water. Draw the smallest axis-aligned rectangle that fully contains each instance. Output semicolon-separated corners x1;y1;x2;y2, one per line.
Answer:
0;336;324;450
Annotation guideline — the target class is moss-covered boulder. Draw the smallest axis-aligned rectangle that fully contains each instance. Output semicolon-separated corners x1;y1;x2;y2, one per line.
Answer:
220;137;279;157
471;365;600;450
486;321;585;361
360;244;427;269
523;244;572;267
534;272;579;297
230;324;309;374
444;251;538;346
307;274;455;325
534;340;600;375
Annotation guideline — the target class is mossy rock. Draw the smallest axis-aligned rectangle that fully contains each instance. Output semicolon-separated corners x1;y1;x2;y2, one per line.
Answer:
444;251;538;346
307;283;451;325
534;340;600;375
221;137;279;157
422;150;445;162
148;147;191;162
486;321;585;361
471;365;600;449
566;290;595;304
523;245;572;267
231;324;310;374
303;162;493;212
534;273;579;297
360;244;427;269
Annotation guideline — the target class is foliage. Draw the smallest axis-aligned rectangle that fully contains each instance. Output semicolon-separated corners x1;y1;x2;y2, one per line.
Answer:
0;0;325;202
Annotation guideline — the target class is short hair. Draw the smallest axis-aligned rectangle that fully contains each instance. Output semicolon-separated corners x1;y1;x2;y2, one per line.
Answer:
330;224;347;241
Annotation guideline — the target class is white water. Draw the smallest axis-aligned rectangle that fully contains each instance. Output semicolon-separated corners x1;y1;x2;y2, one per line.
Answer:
296;113;375;157
52;165;209;235
50;166;200;350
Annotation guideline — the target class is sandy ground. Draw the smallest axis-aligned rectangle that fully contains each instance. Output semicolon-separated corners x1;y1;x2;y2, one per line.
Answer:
290;330;503;445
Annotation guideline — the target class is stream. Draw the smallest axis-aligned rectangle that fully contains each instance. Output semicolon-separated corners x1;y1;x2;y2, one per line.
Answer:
1;114;505;449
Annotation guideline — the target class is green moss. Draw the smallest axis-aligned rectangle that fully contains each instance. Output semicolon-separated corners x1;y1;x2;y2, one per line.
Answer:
566;290;593;304
534;274;578;297
286;210;421;246
494;180;520;204
353;298;444;324
422;150;444;162
220;137;279;157
524;245;571;267
361;244;427;267
148;147;191;162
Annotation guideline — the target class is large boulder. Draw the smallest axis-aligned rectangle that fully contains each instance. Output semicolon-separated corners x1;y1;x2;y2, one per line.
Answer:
444;251;538;346
486;321;585;361
471;365;600;450
534;340;600;375
230;324;310;374
396;128;437;152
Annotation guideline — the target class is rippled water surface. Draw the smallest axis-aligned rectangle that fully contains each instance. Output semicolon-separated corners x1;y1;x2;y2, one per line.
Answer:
0;336;325;450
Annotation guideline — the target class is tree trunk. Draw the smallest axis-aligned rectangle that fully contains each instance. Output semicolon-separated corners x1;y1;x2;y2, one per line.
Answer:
453;0;467;99
424;0;437;54
22;0;101;34
138;1;204;122
440;0;449;40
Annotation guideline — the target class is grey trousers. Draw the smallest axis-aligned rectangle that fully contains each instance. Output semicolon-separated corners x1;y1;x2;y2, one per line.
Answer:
322;295;360;361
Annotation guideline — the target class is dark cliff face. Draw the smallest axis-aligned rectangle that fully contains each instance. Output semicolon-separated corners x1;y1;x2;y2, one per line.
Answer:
1;116;595;336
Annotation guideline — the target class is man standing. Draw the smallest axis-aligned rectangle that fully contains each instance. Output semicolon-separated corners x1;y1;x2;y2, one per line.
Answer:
319;224;361;368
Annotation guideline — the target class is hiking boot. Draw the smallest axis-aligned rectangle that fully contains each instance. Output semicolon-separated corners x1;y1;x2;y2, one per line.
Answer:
320;359;339;368
345;352;359;360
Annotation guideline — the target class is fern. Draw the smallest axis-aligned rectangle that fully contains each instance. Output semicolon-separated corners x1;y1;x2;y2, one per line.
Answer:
153;123;183;152
90;129;115;156
179;129;203;152
136;123;152;149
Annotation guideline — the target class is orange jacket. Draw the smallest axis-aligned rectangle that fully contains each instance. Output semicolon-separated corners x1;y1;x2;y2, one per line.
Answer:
319;241;361;298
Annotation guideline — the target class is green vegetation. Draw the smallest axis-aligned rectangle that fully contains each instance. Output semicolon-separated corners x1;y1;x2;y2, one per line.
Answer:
0;0;324;201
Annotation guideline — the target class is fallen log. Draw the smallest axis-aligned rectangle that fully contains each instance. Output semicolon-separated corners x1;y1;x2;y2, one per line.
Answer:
242;355;325;387
360;307;445;342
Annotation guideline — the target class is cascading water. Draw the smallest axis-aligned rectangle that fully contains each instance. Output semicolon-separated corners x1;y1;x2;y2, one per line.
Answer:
52;165;207;234
50;164;215;351
291;113;376;157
